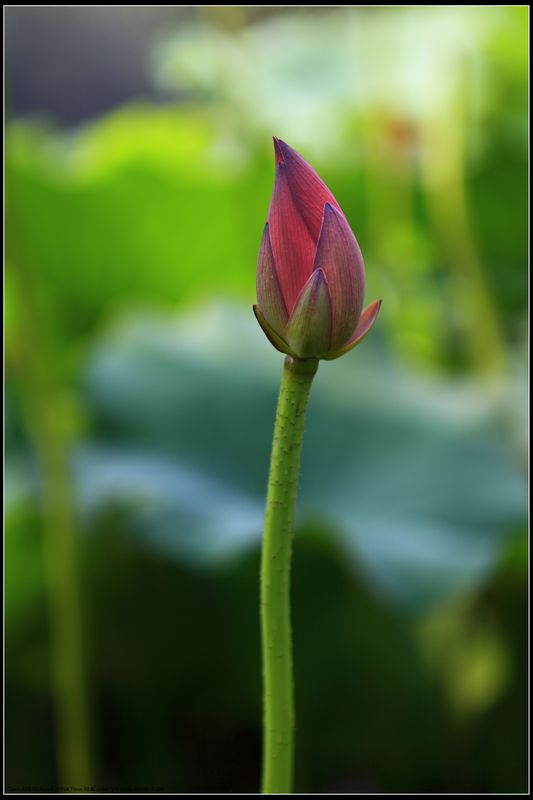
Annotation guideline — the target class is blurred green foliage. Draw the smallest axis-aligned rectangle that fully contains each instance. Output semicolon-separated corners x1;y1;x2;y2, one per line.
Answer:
5;6;528;794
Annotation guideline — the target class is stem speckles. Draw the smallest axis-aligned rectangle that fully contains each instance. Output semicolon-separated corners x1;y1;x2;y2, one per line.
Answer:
260;356;317;794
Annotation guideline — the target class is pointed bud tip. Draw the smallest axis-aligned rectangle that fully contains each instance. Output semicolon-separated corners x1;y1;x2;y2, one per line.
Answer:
273;136;284;164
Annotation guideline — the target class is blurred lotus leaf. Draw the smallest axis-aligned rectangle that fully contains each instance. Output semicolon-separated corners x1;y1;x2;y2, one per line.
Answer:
54;304;525;612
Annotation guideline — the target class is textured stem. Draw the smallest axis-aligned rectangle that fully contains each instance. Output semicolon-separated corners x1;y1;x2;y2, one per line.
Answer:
260;355;318;794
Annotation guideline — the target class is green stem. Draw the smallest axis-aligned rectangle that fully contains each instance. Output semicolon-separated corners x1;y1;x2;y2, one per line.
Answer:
260;355;318;794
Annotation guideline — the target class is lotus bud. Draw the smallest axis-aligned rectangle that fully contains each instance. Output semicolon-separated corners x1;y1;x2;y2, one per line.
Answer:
254;138;381;360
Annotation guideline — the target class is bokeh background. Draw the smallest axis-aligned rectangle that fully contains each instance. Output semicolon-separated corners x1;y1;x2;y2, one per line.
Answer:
5;6;528;794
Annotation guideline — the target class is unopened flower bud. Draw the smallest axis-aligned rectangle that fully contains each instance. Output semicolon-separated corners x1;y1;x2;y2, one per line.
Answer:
254;138;381;360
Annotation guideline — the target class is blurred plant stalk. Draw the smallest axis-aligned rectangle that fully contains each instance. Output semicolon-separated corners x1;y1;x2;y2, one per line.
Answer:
6;174;93;790
419;70;508;377
361;99;507;377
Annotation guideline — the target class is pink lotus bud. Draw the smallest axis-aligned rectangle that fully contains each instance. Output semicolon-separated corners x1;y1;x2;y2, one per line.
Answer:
254;138;381;360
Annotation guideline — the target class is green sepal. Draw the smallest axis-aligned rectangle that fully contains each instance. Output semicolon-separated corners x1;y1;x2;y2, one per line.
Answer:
253;305;297;357
285;269;332;359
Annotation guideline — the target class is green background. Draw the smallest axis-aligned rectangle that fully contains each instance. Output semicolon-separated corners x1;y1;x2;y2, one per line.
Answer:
5;6;528;793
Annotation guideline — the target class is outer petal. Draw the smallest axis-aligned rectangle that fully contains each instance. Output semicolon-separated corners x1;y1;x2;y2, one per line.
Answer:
322;299;382;360
274;138;341;240
313;203;365;350
253;305;296;357
267;161;317;313
284;269;332;359
256;223;288;333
